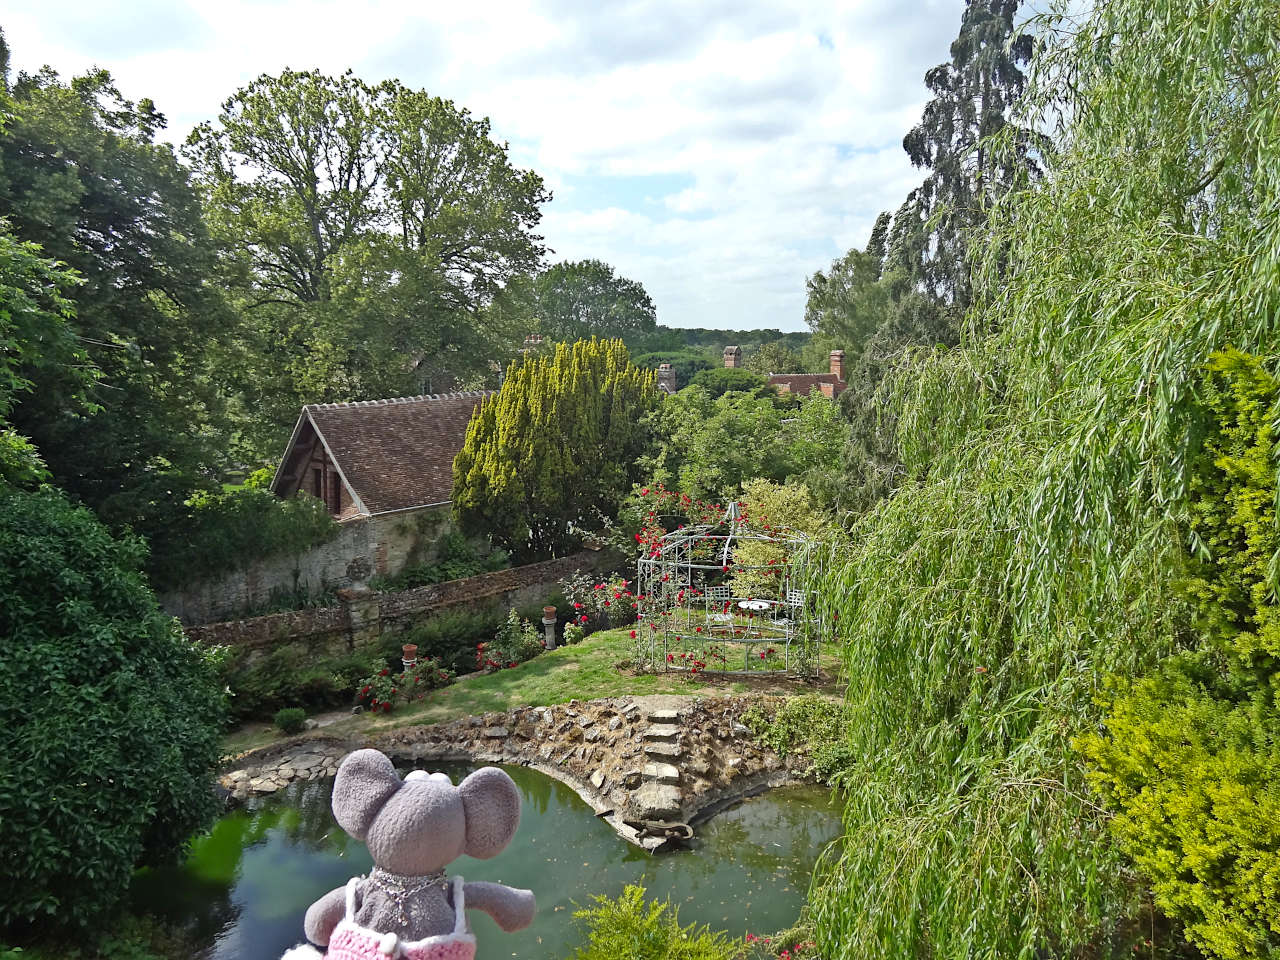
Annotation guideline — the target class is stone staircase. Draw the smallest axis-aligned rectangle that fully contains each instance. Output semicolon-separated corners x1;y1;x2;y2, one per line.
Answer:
631;707;685;824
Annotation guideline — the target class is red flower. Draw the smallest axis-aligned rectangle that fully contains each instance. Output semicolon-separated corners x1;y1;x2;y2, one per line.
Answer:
361;685;370;695
667;653;674;662
580;615;588;623
379;668;389;676
629;630;637;638
641;487;649;495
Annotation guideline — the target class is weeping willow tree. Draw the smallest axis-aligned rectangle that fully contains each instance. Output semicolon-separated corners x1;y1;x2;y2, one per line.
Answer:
810;1;1280;958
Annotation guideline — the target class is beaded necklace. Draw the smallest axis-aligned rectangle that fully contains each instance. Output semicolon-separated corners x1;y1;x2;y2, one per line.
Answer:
366;867;448;929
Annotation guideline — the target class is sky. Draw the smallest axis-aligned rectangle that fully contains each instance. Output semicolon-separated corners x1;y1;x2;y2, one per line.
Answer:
4;0;968;332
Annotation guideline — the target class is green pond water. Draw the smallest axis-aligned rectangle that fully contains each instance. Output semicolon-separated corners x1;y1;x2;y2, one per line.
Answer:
132;762;841;960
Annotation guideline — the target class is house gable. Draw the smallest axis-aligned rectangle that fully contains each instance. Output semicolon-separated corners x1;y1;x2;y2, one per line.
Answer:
270;392;491;518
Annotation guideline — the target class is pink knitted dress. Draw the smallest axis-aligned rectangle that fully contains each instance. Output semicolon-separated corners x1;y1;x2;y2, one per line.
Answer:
324;875;476;960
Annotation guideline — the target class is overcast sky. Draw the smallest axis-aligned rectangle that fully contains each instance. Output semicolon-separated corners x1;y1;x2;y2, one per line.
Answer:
5;0;967;332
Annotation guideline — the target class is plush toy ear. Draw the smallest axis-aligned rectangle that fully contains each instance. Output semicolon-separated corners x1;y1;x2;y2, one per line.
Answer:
332;749;401;840
458;766;521;859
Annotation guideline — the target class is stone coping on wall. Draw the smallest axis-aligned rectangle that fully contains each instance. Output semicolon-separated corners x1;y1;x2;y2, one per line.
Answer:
187;549;614;653
218;694;808;851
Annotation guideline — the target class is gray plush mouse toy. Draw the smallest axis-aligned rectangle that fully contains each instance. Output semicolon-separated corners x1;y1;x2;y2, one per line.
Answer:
281;748;535;960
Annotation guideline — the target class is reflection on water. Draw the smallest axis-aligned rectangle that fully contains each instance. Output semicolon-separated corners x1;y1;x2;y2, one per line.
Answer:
132;763;841;960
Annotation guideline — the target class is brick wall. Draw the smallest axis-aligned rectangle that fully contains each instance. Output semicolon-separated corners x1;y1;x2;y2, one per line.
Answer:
185;549;617;666
159;505;453;625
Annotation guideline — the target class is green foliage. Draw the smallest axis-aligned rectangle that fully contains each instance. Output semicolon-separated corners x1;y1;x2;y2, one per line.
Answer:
743;695;851;783
0;220;87;420
355;656;455;713
531;259;656;345
0;486;224;933
223;647;374;722
745;342;803;377
642;387;791;500
729;480;838;600
1078;350;1280;959
453;338;657;558
272;707;307;735
186;69;549;457
687;367;769;399
632;350;713;386
0;61;232;551
477;609;544;671
808;1;1280;957
570;885;742;960
392;605;509;675
149;485;338;591
368;532;508;592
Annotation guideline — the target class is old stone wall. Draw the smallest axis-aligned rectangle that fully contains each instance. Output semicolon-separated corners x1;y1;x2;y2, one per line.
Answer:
186;549;617;667
160;506;454;625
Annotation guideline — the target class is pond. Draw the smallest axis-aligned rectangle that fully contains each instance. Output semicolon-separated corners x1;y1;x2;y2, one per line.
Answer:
132;762;841;959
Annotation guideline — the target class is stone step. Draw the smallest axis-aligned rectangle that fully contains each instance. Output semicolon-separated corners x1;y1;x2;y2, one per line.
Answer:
643;762;680;785
642;724;681;742
648;708;680;723
632;782;682;820
643;741;682;761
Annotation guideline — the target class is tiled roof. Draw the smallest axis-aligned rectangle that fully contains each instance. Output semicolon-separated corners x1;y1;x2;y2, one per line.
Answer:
303;392;490;514
767;373;845;394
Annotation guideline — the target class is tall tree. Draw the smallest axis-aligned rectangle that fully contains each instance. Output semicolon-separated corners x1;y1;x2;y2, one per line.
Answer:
0;59;230;547
187;70;551;456
531;259;657;345
452;338;656;558
892;0;1036;320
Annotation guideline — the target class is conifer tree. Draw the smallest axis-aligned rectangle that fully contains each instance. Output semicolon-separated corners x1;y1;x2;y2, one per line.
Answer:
452;338;656;558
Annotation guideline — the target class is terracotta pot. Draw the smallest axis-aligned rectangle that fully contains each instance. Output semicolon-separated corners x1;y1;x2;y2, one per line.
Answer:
542;605;557;618
402;643;418;660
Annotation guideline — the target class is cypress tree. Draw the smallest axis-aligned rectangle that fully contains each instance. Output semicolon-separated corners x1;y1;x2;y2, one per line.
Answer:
453;338;656;558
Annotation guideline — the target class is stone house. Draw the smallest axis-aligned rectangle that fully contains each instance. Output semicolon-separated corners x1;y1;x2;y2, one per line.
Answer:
270;392;490;521
161;392;491;624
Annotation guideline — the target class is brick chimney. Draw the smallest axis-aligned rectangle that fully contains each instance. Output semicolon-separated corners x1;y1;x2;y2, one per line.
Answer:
522;334;543;353
656;362;677;393
723;345;742;368
829;349;846;382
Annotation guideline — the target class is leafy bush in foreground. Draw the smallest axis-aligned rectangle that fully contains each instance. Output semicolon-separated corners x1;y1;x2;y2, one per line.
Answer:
570;885;740;960
0;487;224;933
1079;350;1280;959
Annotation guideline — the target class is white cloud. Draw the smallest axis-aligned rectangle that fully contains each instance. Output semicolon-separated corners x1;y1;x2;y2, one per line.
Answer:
4;0;968;331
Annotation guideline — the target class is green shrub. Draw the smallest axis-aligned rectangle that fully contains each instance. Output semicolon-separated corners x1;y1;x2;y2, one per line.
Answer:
149;485;338;591
273;707;307;735
368;532;509;592
224;648;375;721
687;366;770;398
390;605;508;675
0;486;224;932
476;609;544;671
354;657;455;713
570;885;741;960
1078;349;1280;959
743;695;852;783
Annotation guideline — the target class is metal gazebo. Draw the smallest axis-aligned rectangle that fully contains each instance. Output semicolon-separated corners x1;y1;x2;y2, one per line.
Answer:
636;503;825;676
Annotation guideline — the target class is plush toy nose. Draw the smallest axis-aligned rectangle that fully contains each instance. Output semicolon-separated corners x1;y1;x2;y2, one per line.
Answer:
404;770;452;784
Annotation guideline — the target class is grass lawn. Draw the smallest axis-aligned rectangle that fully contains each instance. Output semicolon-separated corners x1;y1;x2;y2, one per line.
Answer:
221;627;841;756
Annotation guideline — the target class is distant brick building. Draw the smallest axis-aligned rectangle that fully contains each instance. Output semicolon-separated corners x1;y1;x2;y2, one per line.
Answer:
767;350;847;399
